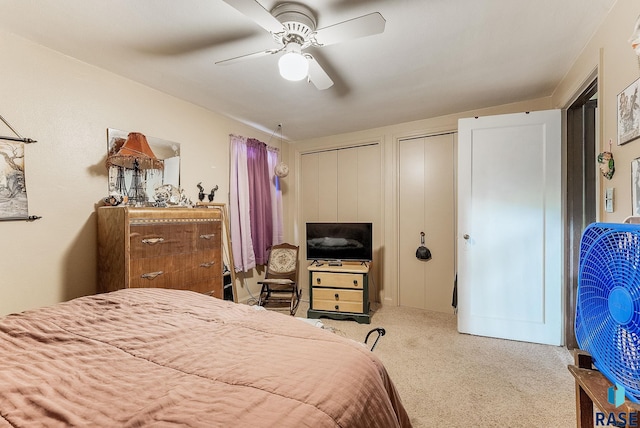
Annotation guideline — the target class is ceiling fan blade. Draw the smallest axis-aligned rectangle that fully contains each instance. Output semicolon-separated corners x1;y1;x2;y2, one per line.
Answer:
215;47;281;66
306;55;334;90
137;30;258;56
221;0;284;34
314;12;386;47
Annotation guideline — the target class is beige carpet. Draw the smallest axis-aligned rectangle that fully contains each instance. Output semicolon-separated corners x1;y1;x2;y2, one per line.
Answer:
293;300;576;428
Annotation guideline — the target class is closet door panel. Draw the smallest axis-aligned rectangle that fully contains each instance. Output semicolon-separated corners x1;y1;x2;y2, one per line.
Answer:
318;151;338;221
399;134;455;312
356;145;382;302
357;144;381;223
337;148;359;220
301;153;320;222
423;135;455;312
399;138;427;307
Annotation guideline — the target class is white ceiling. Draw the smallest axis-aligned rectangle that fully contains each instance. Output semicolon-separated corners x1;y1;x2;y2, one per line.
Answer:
0;0;617;141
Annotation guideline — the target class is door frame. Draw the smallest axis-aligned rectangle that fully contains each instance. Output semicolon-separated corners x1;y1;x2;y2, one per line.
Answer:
564;77;599;349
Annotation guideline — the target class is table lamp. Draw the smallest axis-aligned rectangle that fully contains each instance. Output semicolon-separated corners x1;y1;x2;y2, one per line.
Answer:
106;132;163;205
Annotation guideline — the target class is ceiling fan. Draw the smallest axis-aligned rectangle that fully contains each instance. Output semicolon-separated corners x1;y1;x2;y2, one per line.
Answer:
217;0;386;90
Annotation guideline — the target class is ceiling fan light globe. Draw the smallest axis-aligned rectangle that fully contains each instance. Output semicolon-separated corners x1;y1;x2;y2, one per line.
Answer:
278;52;309;81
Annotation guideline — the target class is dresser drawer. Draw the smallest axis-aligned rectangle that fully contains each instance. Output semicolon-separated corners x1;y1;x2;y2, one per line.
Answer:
130;223;194;257
190;250;222;283
313;288;363;303
129;254;183;288
312;299;363;313
312;272;364;289
195;222;221;251
129;221;220;257
185;279;223;298
129;253;220;289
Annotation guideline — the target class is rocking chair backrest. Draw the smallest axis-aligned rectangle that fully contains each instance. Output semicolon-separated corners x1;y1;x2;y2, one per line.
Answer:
265;243;299;280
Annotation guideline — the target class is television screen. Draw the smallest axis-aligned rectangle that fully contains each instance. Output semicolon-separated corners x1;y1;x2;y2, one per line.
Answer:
306;222;373;262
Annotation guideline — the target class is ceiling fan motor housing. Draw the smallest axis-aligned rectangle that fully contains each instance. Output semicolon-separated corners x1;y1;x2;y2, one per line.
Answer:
271;3;317;46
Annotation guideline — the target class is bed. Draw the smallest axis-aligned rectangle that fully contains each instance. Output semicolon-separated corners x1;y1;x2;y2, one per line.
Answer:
0;288;411;427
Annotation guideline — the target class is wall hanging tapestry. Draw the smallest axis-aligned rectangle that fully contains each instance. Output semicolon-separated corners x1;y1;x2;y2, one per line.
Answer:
0;114;38;221
0;140;27;219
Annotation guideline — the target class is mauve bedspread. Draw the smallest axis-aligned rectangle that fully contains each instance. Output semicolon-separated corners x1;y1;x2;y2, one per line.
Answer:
0;288;411;427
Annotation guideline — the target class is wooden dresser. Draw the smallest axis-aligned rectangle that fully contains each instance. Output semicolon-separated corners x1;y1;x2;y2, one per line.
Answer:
307;263;371;324
97;207;223;298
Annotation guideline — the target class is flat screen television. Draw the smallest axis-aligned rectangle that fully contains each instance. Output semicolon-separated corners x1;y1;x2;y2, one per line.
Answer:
305;222;373;262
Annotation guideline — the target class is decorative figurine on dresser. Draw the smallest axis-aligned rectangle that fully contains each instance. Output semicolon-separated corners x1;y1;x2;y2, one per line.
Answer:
97;206;224;298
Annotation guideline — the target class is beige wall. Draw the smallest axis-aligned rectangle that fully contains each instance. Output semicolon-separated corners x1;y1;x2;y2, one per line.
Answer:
553;0;640;222
0;30;275;315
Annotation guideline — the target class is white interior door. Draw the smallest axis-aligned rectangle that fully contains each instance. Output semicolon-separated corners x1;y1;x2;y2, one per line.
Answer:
457;110;563;345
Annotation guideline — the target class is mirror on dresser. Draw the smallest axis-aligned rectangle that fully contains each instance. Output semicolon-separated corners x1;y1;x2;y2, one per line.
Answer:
106;128;180;205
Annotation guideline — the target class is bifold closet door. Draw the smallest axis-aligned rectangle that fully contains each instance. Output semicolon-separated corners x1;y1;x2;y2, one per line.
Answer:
300;144;381;300
398;134;455;312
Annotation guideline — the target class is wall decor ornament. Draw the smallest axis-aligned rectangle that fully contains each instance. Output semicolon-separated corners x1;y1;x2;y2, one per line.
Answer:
598;151;615;179
271;123;289;178
598;140;615;180
617;77;640;145
274;162;289;178
632;157;640;216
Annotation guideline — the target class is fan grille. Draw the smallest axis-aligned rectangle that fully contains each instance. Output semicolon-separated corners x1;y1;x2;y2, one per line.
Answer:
576;223;640;403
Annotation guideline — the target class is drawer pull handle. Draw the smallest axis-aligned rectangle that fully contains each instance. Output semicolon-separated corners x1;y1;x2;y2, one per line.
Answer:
334;305;339;310
199;234;216;240
141;271;164;280
200;261;216;268
353;280;358;286
316;278;321;284
334;293;339;300
141;237;164;245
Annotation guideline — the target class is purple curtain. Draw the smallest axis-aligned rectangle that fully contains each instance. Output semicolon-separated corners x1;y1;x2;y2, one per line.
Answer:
246;138;273;265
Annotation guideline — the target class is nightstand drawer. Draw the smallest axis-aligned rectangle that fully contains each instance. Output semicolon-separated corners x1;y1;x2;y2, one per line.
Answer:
313;299;363;313
312;272;363;289
313;288;363;303
307;263;370;324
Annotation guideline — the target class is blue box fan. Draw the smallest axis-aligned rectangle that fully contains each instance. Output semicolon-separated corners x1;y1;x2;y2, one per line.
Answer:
576;223;640;403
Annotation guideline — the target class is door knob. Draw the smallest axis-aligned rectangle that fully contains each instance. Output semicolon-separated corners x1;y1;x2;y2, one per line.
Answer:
463;234;470;240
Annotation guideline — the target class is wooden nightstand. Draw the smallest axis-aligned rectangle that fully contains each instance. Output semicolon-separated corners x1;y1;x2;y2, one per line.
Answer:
307;263;371;324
